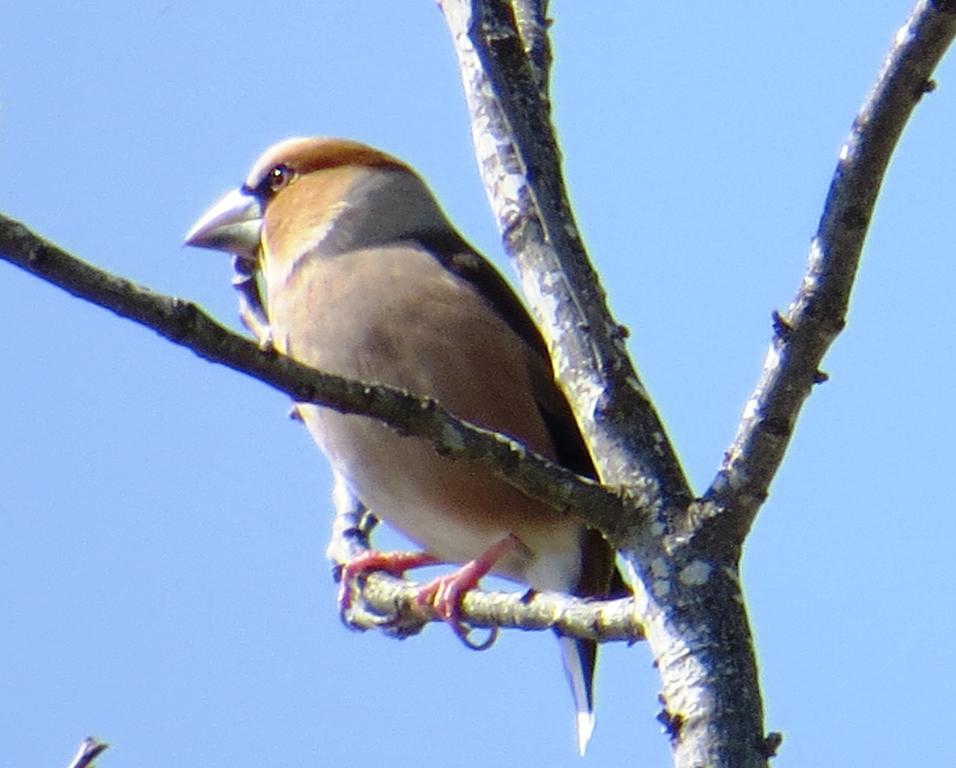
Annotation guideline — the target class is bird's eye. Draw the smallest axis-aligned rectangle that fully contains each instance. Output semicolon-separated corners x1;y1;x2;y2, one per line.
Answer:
267;164;294;193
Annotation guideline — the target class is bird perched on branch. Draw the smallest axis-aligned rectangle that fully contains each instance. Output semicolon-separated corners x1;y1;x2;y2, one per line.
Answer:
185;137;623;754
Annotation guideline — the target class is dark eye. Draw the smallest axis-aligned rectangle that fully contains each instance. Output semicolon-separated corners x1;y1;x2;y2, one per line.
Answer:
266;163;294;193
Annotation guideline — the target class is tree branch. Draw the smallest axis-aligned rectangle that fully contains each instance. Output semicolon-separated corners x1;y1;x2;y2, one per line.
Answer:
434;0;956;763
66;739;108;768
438;0;693;526
0;212;646;643
352;570;641;642
703;0;956;546
325;473;643;643
5;2;948;764
438;3;770;766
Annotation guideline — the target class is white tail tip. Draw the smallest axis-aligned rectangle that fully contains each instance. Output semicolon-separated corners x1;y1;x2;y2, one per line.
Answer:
576;709;596;756
559;635;596;755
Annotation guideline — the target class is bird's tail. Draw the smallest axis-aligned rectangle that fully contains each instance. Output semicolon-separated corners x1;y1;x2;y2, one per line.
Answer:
558;634;597;756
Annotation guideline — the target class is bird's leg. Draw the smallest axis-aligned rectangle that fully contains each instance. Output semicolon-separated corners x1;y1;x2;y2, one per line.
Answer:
230;253;273;348
338;550;443;613
414;534;520;650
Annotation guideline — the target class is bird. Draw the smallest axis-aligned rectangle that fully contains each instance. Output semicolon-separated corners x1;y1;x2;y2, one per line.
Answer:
184;137;624;754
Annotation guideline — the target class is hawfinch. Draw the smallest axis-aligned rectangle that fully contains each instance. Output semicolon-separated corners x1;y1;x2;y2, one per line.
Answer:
185;137;622;754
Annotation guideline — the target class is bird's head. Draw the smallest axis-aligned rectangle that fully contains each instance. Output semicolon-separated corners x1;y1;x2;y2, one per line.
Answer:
185;137;455;277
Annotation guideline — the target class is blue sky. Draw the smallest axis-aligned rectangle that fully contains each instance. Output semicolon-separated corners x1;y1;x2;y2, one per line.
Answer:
3;3;955;766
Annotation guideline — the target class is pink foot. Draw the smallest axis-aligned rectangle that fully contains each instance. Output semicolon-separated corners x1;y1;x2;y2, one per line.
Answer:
414;536;519;649
338;550;441;612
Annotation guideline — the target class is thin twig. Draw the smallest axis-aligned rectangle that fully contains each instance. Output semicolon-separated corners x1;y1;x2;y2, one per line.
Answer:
0;215;635;542
66;738;108;768
510;0;552;98
324;464;645;643
704;0;956;546
351;571;642;643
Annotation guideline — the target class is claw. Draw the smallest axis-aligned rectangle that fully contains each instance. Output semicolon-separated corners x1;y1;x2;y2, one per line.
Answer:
337;536;520;651
459;624;499;651
337;550;440;614
412;535;519;651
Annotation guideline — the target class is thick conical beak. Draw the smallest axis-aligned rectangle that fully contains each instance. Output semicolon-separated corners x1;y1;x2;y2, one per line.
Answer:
184;188;263;265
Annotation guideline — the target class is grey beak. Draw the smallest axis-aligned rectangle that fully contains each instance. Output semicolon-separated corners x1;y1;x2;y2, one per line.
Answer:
184;188;263;266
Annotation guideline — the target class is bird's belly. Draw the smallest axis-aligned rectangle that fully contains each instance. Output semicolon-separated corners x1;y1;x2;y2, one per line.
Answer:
266;244;585;592
299;404;582;591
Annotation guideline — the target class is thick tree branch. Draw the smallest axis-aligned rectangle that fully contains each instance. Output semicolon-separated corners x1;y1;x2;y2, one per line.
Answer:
703;0;956;546
439;0;693;526
439;3;768;766
433;0;956;764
